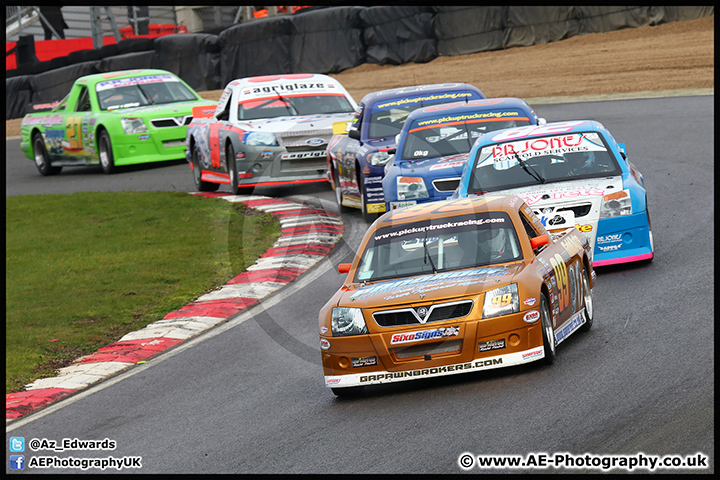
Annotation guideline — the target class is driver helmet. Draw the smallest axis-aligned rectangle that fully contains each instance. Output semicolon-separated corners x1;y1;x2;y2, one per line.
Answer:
567;150;595;171
477;227;508;260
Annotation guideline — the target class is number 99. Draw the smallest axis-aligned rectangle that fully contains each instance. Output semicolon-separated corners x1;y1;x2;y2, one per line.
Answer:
492;294;512;307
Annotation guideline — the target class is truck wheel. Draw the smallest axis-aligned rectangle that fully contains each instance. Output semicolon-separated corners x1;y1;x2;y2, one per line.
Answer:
98;130;115;174
357;170;378;223
332;163;351;213
192;145;219;192
33;132;62;175
540;293;556;365
579;266;594;332
644;206;654;264
227;142;253;195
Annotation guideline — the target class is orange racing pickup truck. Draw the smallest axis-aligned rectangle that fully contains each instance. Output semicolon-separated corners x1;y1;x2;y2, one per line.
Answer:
319;195;595;396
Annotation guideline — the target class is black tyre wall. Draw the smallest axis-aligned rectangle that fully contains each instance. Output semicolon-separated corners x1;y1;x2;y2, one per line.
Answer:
360;5;437;65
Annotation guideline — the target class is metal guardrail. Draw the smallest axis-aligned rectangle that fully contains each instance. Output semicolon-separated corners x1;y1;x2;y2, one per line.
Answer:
6;6;61;39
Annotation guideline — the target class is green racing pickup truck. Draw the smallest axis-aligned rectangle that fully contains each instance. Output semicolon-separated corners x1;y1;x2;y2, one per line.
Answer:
20;69;216;175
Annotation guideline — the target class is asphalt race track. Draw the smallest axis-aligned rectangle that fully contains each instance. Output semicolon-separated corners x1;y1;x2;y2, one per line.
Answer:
5;95;714;474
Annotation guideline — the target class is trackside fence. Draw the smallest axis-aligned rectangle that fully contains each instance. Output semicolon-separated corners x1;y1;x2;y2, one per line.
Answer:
5;5;713;120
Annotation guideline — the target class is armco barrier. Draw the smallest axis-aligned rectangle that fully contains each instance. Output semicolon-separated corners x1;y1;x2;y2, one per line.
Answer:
5;5;714;120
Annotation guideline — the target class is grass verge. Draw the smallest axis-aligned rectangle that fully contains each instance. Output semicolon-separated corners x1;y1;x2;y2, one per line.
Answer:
5;192;281;393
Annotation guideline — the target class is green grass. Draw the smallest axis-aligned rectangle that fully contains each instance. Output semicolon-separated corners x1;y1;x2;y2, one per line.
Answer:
5;192;281;393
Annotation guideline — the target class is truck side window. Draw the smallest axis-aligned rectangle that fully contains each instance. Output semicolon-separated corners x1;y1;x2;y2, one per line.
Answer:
76;87;91;112
520;211;541;239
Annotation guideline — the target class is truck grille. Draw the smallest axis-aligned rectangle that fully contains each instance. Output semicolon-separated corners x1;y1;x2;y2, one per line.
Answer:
533;203;592;219
432;177;461;192
373;300;474;327
558;203;592;218
277;129;332;152
151;115;192;128
393;340;462;359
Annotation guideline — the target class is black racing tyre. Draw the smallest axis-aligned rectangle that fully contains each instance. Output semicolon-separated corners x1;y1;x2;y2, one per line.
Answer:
540;293;556;365
644;206;654;264
579;266;594;332
192;144;219;192
332;163;351;213
357;168;378;223
331;386;364;397
32;132;62;175
98;130;116;174
227;142;253;195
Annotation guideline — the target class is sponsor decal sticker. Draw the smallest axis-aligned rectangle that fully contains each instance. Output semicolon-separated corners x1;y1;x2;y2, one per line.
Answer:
429;160;467;171
523;310;541;323
364;176;384;184
359;358;503;383
23;115;65;127
555;311;585;344
96;75;177;91
350;265;509;301
522;347;544;360
390;326;460;345
281;151;326;160
366;203;386;213
522;189;605;206
43;129;64;138
523;297;537;306
375;92;474;111
597;233;623;244
352;356;378;368
320;338;331;351
479;338;506;352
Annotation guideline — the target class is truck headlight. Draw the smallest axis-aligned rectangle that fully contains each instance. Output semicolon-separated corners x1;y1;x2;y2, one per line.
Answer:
331;307;368;336
397;176;429;200
600;190;632;218
482;283;519;318
368;151;391;167
121;117;148;135
246;131;279;146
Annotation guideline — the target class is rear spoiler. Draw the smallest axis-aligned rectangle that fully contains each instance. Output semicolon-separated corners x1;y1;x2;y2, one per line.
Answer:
192;105;216;119
26;101;61;114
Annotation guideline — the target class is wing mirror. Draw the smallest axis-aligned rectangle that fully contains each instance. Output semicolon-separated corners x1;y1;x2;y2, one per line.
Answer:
617;142;627;160
337;263;352;274
348;129;361;140
530;234;549;250
387;148;396;155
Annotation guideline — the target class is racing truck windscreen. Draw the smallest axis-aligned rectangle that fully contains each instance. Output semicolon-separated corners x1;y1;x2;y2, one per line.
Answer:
355;211;521;283
238;95;355;120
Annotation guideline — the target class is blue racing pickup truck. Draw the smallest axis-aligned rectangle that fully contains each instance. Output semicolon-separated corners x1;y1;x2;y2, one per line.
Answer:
326;83;485;221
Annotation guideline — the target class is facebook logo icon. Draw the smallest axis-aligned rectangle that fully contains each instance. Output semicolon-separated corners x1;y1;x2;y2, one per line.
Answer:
9;455;25;471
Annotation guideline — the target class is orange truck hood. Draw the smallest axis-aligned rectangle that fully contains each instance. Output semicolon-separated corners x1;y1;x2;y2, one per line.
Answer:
337;263;524;310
